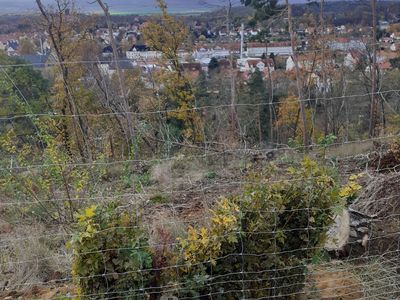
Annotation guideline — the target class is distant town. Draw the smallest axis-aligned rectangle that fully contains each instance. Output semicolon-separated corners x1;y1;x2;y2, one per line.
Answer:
1;2;400;85
2;1;400;299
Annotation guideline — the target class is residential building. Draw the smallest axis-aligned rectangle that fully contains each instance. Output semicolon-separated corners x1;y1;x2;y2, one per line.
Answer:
237;58;274;73
390;32;400;40
390;43;400;52
193;44;238;61
99;60;135;77
126;45;161;60
344;50;363;69
246;42;293;57
379;21;390;31
182;62;202;79
102;45;113;58
328;38;366;51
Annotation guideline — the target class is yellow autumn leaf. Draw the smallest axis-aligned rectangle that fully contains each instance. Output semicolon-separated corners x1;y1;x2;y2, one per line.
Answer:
349;174;358;181
84;205;96;218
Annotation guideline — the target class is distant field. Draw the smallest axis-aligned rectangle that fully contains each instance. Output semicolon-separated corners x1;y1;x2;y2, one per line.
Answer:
2;0;225;15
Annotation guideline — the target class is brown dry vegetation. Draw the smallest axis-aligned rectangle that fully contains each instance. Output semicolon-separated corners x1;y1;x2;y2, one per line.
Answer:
304;267;363;299
2;144;400;299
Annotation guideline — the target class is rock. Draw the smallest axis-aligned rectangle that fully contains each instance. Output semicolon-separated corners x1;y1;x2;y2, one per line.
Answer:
325;209;350;251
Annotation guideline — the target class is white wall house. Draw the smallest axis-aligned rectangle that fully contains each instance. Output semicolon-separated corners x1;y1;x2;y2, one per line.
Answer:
246;42;293;57
237;58;274;73
99;61;135;77
390;32;400;40
343;52;360;69
126;47;162;60
379;21;389;31
328;39;366;51
178;50;190;61
193;47;231;60
286;56;332;72
390;43;400;52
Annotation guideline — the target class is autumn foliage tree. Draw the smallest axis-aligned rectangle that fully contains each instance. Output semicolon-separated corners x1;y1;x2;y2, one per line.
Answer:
36;0;96;160
142;0;203;143
275;95;313;146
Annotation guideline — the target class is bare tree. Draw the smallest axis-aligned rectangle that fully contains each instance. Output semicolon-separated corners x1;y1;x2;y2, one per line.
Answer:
94;0;138;159
319;0;329;135
286;0;309;149
369;0;379;137
36;0;92;161
226;0;240;143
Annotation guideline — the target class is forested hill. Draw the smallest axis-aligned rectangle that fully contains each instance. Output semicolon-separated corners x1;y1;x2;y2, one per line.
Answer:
188;0;400;28
1;1;399;33
293;0;400;25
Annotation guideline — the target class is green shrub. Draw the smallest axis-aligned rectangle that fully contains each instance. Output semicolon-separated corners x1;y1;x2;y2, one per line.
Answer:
316;134;337;158
134;171;152;192
204;171;217;180
119;163;152;192
0;129;106;224
70;159;343;299
177;157;342;299
70;202;153;299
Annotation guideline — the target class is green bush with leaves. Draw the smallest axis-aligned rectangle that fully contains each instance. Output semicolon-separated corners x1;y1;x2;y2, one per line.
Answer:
69;159;343;299
316;134;337;158
177;157;342;299
70;202;153;299
0;127;106;224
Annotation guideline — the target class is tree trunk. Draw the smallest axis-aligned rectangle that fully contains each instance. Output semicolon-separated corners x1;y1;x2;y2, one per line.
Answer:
96;0;138;159
258;106;262;145
369;0;379;137
319;0;330;135
287;1;309;149
265;43;274;143
36;0;92;161
227;0;238;143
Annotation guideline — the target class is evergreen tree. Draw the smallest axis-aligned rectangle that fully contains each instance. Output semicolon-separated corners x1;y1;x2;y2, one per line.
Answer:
208;57;219;73
0;54;49;140
238;69;269;144
248;69;268;100
195;71;209;106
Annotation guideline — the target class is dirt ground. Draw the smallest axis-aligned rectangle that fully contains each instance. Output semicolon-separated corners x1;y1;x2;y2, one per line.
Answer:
303;267;364;300
1;284;74;299
2;149;400;299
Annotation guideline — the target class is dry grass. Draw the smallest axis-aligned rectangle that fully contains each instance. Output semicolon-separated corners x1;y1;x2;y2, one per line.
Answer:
0;224;70;295
354;258;400;299
303;258;400;300
307;268;363;299
150;155;209;188
326;140;375;158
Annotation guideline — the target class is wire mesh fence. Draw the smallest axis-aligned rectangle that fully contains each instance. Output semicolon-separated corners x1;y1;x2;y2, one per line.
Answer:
1;20;400;298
